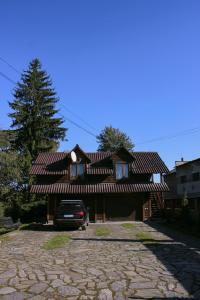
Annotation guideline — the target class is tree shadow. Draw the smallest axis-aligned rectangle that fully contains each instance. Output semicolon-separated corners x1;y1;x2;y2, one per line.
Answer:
142;221;200;299
72;237;171;243
128;296;194;300
19;223;80;232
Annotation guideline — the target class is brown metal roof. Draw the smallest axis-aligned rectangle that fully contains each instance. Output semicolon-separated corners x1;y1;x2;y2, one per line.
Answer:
131;152;169;174
31;151;168;175
30;183;169;194
86;167;113;175
30;165;67;175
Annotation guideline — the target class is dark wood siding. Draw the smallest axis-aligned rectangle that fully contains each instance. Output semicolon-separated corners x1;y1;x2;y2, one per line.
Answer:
47;193;148;222
105;193;144;221
37;173;152;185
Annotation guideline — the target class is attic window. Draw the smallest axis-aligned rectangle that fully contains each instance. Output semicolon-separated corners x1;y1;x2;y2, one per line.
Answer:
71;163;84;177
116;161;128;180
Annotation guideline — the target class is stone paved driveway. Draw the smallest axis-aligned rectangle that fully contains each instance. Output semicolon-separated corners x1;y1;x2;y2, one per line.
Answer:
0;222;200;299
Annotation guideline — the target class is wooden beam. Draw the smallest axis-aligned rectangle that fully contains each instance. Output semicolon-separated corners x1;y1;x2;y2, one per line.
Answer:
94;197;97;223
103;196;106;222
47;195;50;222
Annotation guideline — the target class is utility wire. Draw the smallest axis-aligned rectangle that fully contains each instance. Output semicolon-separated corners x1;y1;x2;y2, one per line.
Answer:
60;103;97;132
0;72;16;85
2;57;200;145
0;56;20;74
0;67;97;139
137;127;200;145
57;112;97;139
0;56;98;134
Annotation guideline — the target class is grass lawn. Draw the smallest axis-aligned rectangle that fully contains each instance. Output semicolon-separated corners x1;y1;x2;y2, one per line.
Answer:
0;203;5;218
121;223;136;229
95;227;111;237
43;234;71;250
0;227;14;235
136;231;157;243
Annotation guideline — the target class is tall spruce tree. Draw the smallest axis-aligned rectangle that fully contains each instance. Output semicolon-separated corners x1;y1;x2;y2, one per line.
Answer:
97;125;134;152
9;59;67;162
0;130;22;206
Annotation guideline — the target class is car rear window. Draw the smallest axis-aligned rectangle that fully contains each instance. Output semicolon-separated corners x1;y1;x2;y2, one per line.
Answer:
57;204;83;212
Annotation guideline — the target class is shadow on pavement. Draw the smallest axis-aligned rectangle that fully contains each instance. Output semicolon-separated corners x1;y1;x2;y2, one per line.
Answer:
19;223;78;232
72;237;172;243
143;221;200;299
128;297;193;299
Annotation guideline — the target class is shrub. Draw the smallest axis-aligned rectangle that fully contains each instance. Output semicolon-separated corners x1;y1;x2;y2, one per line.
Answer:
4;199;47;223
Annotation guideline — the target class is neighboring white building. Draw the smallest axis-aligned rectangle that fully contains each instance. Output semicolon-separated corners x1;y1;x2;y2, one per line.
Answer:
164;158;200;219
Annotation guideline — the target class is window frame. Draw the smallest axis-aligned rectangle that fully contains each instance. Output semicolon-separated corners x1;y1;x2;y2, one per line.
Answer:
71;163;85;178
115;161;129;180
180;175;187;184
192;172;200;182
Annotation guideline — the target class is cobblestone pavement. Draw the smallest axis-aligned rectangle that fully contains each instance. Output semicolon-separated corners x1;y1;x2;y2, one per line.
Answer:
0;222;200;299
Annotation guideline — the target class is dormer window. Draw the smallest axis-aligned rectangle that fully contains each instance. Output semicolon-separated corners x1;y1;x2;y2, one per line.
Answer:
116;161;129;179
71;163;84;178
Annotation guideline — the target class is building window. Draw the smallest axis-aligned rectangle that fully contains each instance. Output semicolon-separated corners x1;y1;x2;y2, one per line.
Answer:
188;198;195;209
116;161;129;179
192;172;200;182
180;175;187;183
71;163;84;178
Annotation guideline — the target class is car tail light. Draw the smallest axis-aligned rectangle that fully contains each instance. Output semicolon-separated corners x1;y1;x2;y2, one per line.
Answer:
75;211;85;218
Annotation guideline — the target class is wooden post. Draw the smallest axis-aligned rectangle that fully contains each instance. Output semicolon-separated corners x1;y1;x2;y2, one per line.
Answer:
54;195;57;219
103;196;106;222
149;193;152;218
47;195;50;222
94;197;97;223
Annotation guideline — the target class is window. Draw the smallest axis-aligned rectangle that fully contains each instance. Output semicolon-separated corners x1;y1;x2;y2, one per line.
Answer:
71;163;84;177
192;172;199;182
180;175;187;183
116;161;128;180
188;198;195;209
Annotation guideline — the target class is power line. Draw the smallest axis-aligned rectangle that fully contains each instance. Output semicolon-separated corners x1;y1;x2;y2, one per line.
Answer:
2;57;200;145
0;56;98;135
60;103;97;132
0;70;97;139
137;127;200;145
58;112;97;139
0;72;16;85
0;56;20;74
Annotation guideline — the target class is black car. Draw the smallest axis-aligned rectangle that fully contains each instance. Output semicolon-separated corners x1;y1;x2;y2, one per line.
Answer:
54;200;88;230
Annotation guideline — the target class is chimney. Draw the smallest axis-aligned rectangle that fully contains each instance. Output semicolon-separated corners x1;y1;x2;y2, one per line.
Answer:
175;158;187;167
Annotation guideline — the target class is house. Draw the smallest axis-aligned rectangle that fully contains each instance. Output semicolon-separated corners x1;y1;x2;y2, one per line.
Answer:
30;145;169;222
164;158;200;220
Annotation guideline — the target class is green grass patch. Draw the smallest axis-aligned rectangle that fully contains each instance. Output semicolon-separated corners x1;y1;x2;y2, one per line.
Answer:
43;234;70;250
121;223;136;229
95;227;111;237
0;228;12;235
0;203;5;217
0;233;11;244
19;223;33;230
0;227;14;236
136;231;156;243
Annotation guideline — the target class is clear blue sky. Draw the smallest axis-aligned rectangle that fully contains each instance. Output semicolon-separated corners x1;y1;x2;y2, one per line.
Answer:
1;0;200;169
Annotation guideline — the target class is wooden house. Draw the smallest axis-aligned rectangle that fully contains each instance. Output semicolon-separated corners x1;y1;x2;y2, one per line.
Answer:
30;145;169;222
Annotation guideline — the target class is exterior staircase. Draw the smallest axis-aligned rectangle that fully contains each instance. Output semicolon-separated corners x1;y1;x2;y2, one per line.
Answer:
150;192;164;219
